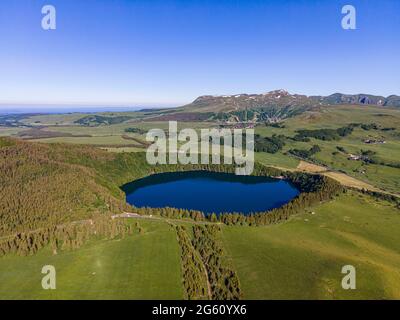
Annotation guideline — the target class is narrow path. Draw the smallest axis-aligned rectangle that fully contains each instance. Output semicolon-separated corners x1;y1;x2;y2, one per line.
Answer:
200;255;213;300
117;212;222;226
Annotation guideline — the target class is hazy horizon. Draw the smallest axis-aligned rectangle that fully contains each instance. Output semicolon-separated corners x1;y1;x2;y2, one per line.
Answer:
0;104;174;115
1;87;400;114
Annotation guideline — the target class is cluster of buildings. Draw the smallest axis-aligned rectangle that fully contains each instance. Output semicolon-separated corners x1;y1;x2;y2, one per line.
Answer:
348;154;363;161
363;138;386;144
347;154;372;162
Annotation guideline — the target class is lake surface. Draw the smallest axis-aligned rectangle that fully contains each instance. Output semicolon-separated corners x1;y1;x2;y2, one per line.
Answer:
123;171;299;215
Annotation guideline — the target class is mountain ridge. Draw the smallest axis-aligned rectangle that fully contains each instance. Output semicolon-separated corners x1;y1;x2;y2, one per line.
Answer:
187;90;400;109
165;90;400;123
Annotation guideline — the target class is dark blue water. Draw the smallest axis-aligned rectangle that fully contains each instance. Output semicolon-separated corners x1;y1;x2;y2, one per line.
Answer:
123;171;299;215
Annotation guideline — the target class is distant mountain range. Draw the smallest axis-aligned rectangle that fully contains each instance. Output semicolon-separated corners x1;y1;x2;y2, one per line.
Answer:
311;92;400;107
183;90;400;111
4;90;397;126
160;90;400;123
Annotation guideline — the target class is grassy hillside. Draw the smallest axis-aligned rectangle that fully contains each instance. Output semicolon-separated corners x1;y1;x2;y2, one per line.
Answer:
221;192;400;299
0;192;399;300
0;220;183;299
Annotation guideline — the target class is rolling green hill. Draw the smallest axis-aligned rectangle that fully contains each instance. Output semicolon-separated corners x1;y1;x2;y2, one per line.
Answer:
0;220;183;299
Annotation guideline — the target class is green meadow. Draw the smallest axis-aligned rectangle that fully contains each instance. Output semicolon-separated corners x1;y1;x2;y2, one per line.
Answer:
221;192;400;299
0;220;183;300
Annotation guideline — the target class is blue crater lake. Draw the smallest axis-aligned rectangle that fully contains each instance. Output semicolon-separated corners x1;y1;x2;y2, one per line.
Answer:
123;171;300;215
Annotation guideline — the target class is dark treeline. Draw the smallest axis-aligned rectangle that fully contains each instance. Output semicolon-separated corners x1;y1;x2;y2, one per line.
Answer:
293;124;355;141
288;144;321;159
265;122;285;128
292;122;396;142
358;122;396;131
174;225;209;300
254;134;286;154
124;127;147;134
136;207;206;221
192;225;241;300
0;216;142;257
173;224;241;300
209;132;286;154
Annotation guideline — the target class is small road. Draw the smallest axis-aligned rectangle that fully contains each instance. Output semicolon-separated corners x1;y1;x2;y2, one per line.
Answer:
115;212;221;226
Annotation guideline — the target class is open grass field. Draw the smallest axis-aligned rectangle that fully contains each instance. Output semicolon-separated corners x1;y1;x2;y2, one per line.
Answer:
255;151;300;170
0;220;183;299
221;192;400;299
0;127;24;137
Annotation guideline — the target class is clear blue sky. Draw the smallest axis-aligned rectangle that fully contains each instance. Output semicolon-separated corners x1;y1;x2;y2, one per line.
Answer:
0;0;399;107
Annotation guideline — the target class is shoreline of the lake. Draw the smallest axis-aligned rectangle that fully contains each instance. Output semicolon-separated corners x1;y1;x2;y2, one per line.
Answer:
123;171;300;215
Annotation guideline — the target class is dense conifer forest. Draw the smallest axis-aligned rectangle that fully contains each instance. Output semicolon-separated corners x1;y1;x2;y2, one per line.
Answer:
192;225;241;299
173;224;241;300
173;225;210;300
0;215;142;257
